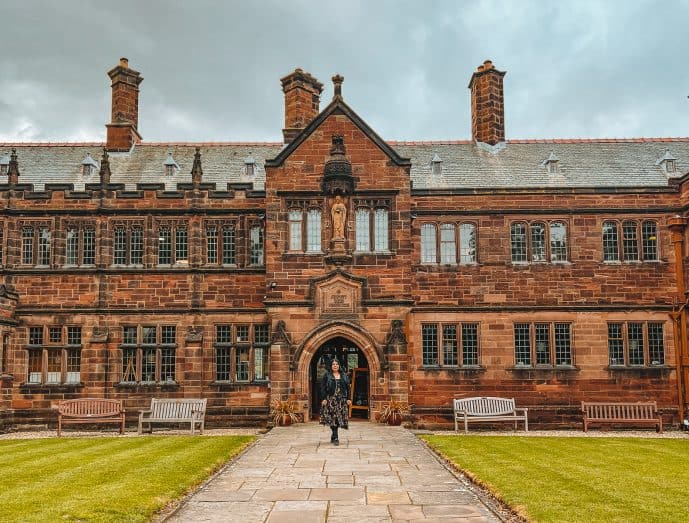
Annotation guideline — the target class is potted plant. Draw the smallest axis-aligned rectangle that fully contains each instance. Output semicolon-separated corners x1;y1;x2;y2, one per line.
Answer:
379;400;413;426
270;398;301;426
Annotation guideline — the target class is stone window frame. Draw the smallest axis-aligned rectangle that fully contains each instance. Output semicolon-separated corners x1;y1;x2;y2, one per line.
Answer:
607;321;665;367
602;219;659;263
25;325;82;385
512;322;573;368
62;220;97;267
204;219;239;267
353;199;391;254
286;199;324;254
0;221;4;267
110;219;145;267
213;323;270;383
510;219;569;264
156;219;189;267
0;333;9;375
119;325;178;384
420;322;480;368
18;219;53;268
419;220;478;265
248;218;265;267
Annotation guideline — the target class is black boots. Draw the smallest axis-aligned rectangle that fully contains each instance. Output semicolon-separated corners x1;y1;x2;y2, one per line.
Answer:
330;426;339;445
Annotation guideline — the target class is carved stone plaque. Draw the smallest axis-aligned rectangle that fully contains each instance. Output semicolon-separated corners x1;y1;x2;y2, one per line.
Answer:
315;274;361;318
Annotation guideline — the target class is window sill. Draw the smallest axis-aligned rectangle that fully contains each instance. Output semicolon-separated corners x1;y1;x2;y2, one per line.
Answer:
19;382;84;393
606;365;672;376
115;381;180;390
420;365;486;375
507;365;581;377
353;250;394;256
210;380;269;390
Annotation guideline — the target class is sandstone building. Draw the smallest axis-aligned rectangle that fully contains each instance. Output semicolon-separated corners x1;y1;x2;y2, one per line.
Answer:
1;58;688;429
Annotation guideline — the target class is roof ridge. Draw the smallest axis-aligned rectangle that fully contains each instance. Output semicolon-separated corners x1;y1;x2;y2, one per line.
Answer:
2;137;689;147
0;141;284;147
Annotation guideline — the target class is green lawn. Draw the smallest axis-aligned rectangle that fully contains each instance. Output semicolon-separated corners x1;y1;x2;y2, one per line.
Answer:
0;435;255;522
421;435;689;523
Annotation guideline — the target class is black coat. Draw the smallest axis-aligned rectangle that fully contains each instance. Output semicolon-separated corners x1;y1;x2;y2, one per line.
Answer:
320;371;350;399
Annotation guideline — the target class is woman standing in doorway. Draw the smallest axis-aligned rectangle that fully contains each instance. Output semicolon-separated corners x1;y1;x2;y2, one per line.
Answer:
320;358;351;445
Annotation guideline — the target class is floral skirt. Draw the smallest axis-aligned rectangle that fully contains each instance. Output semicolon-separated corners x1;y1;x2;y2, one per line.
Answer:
319;391;349;429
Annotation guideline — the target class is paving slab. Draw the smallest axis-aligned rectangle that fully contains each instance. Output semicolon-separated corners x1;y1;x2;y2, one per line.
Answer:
165;422;500;522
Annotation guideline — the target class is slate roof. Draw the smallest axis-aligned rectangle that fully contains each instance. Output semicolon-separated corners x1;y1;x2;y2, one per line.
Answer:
0;138;688;191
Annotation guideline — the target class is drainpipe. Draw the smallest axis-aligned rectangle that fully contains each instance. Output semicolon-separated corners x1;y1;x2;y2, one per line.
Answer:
668;215;687;423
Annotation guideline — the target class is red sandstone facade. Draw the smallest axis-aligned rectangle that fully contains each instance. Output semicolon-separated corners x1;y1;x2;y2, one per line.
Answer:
1;59;689;430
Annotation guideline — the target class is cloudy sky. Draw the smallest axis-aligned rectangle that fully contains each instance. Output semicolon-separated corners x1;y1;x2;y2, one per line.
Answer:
1;0;688;143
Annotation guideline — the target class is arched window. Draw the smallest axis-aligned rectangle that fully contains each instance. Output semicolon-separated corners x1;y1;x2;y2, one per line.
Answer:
440;224;456;265
459;223;476;264
288;210;302;251
602;221;619;261
421;224;437;264
510;223;527;263
355;208;370;252
374;208;388;252
641;221;658;261
530;222;546;262
622;220;639;261
306;209;321;252
550;222;567;262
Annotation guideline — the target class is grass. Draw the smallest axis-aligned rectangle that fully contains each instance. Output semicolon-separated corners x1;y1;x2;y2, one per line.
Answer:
0;435;255;522
421;435;689;523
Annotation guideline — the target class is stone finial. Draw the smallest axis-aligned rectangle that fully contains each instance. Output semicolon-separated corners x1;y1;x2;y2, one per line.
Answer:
191;147;203;186
332;74;344;99
8;148;19;185
99;148;111;185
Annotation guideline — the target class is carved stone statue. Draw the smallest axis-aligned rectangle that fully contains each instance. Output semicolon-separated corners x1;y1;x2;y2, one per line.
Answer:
331;195;347;240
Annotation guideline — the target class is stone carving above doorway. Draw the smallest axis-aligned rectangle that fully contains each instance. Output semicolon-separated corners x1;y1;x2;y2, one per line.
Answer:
310;270;366;319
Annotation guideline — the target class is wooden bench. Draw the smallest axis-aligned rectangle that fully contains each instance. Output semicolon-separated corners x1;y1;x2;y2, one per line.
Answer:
138;398;207;435
453;396;529;433
581;401;663;433
56;398;125;436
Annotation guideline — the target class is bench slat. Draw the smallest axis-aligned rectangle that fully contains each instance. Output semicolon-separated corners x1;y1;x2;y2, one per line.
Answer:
139;398;207;435
453;396;528;433
581;401;662;433
56;399;125;436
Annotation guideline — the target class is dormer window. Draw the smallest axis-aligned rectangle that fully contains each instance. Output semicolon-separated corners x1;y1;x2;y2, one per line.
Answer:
163;152;180;176
244;154;256;177
0;153;9;177
431;153;442;176
81;153;99;177
656;149;678;174
542;152;559;174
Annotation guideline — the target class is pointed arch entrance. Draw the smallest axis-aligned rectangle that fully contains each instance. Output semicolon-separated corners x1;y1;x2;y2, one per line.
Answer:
309;337;369;418
293;321;385;422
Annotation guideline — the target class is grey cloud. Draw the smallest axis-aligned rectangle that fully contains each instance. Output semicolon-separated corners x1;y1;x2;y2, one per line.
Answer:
1;0;688;142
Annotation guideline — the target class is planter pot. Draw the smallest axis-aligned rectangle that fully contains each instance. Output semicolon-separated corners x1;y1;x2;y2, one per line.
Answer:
387;412;403;426
279;414;293;426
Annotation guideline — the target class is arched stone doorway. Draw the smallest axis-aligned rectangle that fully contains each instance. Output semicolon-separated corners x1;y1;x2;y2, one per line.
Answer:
309;337;370;418
293;321;384;421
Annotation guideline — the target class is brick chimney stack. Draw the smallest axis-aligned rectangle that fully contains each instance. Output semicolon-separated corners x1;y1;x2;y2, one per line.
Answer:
106;58;143;151
281;68;323;144
468;60;506;146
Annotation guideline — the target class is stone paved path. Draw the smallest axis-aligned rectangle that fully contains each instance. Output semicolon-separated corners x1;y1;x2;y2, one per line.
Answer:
167;422;500;522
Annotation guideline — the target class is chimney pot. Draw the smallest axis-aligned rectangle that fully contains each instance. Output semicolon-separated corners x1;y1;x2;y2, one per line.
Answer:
120;57;129;68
